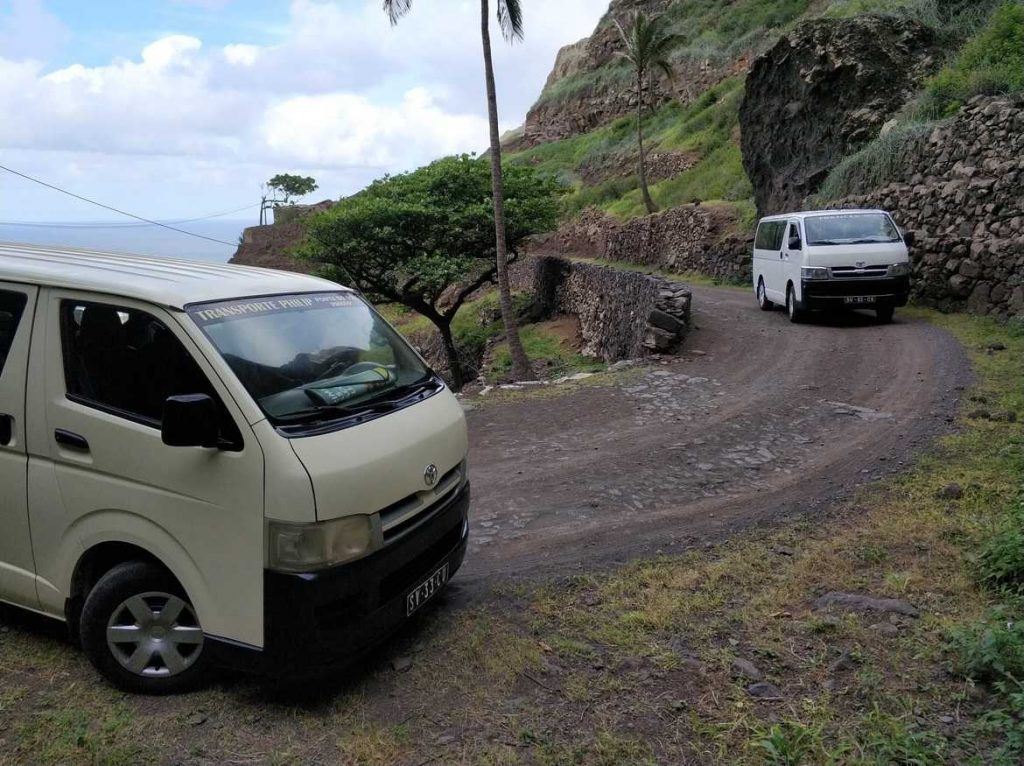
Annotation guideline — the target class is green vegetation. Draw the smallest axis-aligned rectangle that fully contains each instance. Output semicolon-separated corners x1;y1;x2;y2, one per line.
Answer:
813;120;936;201
508;77;749;221
301;155;558;388
920;1;1024;116
488;321;604;381
266;173;317;204
816;0;1018;200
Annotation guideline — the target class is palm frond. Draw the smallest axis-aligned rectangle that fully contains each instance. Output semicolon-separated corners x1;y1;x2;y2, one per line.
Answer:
382;0;413;26
497;0;524;42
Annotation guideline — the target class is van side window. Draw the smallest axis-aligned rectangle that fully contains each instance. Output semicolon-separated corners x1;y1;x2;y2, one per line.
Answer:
755;221;786;250
0;290;28;377
60;300;242;443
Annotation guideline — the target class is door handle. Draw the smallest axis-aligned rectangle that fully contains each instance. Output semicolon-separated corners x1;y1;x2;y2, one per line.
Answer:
0;414;11;446
55;429;90;451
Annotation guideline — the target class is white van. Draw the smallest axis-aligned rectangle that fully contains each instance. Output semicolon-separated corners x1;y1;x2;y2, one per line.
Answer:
751;209;913;323
0;243;469;694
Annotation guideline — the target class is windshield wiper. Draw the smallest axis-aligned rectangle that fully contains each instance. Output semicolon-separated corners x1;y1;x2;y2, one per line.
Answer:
276;374;438;425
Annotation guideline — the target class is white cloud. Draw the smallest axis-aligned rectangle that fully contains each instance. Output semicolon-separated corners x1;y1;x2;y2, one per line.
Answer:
0;0;609;222
263;87;489;168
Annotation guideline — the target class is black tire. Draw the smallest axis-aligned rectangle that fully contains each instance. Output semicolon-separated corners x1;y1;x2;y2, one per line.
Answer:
876;305;895;324
786;285;803;324
80;560;211;695
756;278;774;311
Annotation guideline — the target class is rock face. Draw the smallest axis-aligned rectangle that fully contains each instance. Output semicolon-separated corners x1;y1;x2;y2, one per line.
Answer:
519;0;739;146
829;97;1024;318
529;254;692;359
535;205;752;283
740;16;943;216
229;202;334;273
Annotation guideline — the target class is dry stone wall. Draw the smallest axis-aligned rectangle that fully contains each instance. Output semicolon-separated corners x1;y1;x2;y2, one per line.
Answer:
528;254;692;360
538;206;751;283
827;97;1024;318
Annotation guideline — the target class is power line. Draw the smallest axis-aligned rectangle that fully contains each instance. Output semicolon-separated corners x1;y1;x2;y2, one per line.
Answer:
0;163;242;247
0;201;261;229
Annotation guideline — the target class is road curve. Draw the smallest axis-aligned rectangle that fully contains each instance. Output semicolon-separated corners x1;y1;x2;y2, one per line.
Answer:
461;284;970;580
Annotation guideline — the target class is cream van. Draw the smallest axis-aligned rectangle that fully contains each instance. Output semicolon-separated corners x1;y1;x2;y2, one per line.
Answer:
752;209;913;323
0;243;470;694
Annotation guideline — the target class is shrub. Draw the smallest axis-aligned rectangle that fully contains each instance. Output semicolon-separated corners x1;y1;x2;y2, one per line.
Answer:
814;121;935;200
920;1;1024;117
751;720;824;765
948;607;1024;684
977;500;1024;594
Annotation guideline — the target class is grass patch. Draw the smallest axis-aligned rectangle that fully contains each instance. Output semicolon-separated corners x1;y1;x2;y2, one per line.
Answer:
919;1;1024;117
487;321;604;382
813;120;938;201
508;77;752;221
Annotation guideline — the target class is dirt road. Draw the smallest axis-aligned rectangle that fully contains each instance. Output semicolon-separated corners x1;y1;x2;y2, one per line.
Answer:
463;285;970;580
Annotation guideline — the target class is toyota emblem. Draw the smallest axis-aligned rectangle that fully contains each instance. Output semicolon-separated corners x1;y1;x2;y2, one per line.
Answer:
423;464;438;487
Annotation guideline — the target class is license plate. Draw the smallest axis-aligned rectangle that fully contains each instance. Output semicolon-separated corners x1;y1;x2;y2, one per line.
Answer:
843;296;875;305
406;562;450;616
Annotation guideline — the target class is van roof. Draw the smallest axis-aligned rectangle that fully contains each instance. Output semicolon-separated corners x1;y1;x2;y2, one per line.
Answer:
0;242;345;310
757;208;890;223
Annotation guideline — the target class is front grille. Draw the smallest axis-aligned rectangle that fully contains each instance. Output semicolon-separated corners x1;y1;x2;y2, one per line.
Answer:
805;276;908;298
830;265;889;278
380;463;463;542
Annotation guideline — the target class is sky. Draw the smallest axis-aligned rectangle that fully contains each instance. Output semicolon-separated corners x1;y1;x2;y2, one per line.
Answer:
0;0;609;226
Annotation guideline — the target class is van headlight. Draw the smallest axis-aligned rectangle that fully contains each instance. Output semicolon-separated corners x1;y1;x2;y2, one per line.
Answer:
801;267;830;281
267;515;381;572
887;262;911;277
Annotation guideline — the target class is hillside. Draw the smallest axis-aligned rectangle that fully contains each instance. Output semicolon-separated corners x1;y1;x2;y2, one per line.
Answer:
504;0;1014;225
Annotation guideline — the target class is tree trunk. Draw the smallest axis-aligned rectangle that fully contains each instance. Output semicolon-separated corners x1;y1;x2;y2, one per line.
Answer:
436;320;465;391
637;70;658;215
480;0;533;381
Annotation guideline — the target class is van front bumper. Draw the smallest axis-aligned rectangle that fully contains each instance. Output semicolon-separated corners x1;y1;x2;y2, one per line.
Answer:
208;483;469;675
800;276;910;311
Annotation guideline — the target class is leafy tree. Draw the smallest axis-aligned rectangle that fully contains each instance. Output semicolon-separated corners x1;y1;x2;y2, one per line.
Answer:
299;155;559;390
383;0;536;381
267;173;318;204
615;12;679;215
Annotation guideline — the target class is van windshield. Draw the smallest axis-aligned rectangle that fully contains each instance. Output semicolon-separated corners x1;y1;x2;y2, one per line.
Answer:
804;213;900;246
187;292;433;425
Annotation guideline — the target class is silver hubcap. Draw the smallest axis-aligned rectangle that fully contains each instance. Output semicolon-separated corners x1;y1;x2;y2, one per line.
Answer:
106;592;203;677
758;282;765;305
788;291;795;317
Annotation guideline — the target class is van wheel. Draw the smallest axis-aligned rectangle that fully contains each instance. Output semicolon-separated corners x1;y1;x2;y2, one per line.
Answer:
80;560;210;695
756;279;774;311
786;285;803;324
876;305;895;324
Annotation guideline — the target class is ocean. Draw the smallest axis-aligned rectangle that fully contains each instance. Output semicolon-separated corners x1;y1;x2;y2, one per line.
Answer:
0;219;248;264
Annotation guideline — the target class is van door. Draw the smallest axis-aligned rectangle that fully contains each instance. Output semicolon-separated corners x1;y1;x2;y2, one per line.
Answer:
782;220;803;298
25;291;266;647
0;283;39;608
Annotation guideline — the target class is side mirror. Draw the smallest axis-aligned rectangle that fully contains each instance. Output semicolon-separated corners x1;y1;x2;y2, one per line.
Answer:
162;394;220;448
789;235;802;251
903;230;915;247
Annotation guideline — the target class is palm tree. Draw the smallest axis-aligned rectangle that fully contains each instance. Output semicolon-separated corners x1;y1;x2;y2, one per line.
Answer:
384;0;534;381
615;12;678;215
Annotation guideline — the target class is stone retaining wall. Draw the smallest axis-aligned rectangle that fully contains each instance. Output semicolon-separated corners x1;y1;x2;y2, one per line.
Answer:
528;254;692;360
827;97;1024;317
538;206;752;283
